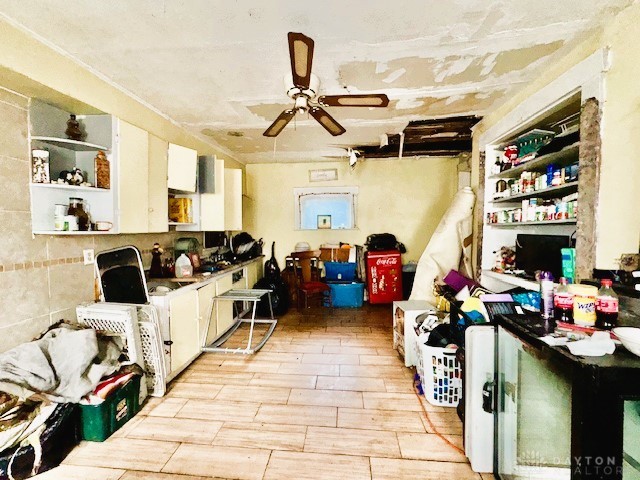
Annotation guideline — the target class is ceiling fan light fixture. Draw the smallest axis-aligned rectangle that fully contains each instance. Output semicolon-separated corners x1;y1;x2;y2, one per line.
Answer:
294;95;308;114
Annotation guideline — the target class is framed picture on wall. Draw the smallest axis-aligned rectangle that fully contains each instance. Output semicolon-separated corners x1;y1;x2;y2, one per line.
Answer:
317;215;332;229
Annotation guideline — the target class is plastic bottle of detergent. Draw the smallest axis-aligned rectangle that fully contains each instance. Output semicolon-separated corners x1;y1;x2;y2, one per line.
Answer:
175;253;193;278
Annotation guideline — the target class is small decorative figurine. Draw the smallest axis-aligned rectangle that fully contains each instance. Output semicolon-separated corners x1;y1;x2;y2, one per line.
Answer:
65;114;83;141
58;170;74;184
71;168;84;185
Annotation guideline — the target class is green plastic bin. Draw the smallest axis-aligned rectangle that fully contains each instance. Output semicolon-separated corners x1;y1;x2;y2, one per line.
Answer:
80;375;141;442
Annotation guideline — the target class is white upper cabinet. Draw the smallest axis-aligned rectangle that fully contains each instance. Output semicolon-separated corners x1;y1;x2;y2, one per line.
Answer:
117;119;149;233
167;143;197;192
224;168;242;231
147;134;169;232
200;158;226;231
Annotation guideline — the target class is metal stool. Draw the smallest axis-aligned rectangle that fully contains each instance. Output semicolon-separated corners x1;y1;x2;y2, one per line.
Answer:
201;288;277;355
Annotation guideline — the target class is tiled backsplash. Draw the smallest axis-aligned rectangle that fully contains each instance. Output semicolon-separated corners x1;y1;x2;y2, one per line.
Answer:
0;247;174;273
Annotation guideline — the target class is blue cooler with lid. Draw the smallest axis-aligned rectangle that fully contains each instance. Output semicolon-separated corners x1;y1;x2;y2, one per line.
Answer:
324;262;357;281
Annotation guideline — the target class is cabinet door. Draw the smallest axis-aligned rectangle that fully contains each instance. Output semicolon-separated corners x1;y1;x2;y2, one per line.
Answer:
169;289;199;374
224;168;243;231
200;158;225;231
148;134;169;232
216;274;235;335
197;281;218;347
117;120;149;233
247;261;259;289
167;143;197;192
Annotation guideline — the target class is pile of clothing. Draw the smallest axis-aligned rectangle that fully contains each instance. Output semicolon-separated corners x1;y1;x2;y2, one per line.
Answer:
0;322;131;479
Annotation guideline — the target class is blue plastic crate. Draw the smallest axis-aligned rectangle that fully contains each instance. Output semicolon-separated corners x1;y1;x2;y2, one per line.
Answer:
325;262;357;281
328;282;364;308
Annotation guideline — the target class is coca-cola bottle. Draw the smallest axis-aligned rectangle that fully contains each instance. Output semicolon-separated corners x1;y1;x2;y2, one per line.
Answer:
554;277;574;323
596;279;618;330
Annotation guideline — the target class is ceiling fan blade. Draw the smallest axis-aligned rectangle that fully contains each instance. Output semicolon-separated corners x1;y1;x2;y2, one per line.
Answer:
318;94;389;107
309;107;346;136
288;32;314;89
263;110;295;137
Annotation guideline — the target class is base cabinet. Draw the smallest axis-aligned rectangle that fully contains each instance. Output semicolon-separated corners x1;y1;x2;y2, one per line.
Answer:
216;274;235;335
197;281;217;348
168;289;199;374
151;258;264;382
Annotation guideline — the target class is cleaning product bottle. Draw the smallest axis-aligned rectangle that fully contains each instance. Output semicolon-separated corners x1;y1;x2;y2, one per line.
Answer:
175;253;193;278
539;271;555;320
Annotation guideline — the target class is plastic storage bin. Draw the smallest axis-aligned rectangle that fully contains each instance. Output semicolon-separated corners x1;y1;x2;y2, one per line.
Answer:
418;344;462;407
328;282;364;308
324;262;357;281
80;376;141;442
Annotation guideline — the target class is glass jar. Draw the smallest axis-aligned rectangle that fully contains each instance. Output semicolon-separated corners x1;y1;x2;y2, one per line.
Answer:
67;197;89;231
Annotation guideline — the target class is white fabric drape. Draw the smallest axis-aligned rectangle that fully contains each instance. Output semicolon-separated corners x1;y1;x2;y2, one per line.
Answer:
410;187;475;302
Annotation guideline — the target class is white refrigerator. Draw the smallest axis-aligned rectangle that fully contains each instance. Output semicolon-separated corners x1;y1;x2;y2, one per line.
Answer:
464;325;495;473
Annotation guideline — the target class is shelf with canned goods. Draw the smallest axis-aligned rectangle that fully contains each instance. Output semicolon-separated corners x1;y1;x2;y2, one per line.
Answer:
489;141;579;180
491;181;578;204
487;219;577;228
487;193;577;226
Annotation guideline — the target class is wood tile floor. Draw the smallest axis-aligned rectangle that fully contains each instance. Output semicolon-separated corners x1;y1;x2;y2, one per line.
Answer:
35;304;495;480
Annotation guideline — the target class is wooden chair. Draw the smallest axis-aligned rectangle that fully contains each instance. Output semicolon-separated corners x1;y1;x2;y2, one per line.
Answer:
291;256;330;309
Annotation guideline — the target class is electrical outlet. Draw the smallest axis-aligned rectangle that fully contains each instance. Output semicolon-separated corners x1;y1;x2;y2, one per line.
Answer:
83;249;95;265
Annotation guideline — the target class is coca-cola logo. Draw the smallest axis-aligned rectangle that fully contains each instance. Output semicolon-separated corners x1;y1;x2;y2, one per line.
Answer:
376;257;398;266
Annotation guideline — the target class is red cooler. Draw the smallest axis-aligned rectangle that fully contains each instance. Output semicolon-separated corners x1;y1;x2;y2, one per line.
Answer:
366;250;403;304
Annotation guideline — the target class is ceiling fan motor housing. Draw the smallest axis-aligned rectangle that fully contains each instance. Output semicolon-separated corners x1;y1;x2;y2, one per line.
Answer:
285;73;320;100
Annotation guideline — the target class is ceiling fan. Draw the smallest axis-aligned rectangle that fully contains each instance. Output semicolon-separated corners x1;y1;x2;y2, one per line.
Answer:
263;32;390;137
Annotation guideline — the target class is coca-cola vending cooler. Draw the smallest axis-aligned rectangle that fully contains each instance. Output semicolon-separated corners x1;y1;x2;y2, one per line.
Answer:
366;250;403;304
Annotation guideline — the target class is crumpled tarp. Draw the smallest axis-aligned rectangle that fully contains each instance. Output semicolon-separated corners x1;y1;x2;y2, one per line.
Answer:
0;323;123;403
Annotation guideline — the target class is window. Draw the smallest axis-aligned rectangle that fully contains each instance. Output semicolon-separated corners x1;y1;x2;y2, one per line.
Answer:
294;187;358;230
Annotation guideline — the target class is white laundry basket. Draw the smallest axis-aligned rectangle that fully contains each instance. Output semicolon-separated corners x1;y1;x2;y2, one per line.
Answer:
418;343;462;407
76;303;166;397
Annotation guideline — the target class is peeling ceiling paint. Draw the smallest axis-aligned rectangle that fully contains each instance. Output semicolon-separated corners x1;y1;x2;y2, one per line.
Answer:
0;0;633;163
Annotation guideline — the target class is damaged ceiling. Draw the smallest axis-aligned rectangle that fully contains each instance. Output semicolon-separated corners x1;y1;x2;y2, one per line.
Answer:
0;0;633;164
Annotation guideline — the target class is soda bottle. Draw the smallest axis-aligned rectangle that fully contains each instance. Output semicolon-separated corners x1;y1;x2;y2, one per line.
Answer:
596;279;618;329
554;277;574;323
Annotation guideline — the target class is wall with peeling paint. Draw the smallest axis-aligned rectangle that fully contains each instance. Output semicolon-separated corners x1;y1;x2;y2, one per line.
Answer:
472;1;640;271
244;157;459;266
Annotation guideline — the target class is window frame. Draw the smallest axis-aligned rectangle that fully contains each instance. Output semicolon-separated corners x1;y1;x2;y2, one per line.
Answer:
293;186;359;231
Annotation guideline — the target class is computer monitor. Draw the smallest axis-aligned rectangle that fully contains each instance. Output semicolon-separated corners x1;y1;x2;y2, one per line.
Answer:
515;234;573;280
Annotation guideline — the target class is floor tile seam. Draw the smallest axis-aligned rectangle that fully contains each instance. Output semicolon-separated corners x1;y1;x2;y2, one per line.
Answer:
260;450;274;480
155;438;183;475
333;422;425;435
301;444;402;462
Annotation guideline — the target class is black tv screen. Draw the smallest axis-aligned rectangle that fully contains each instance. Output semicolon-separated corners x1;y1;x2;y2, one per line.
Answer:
515;234;573;280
